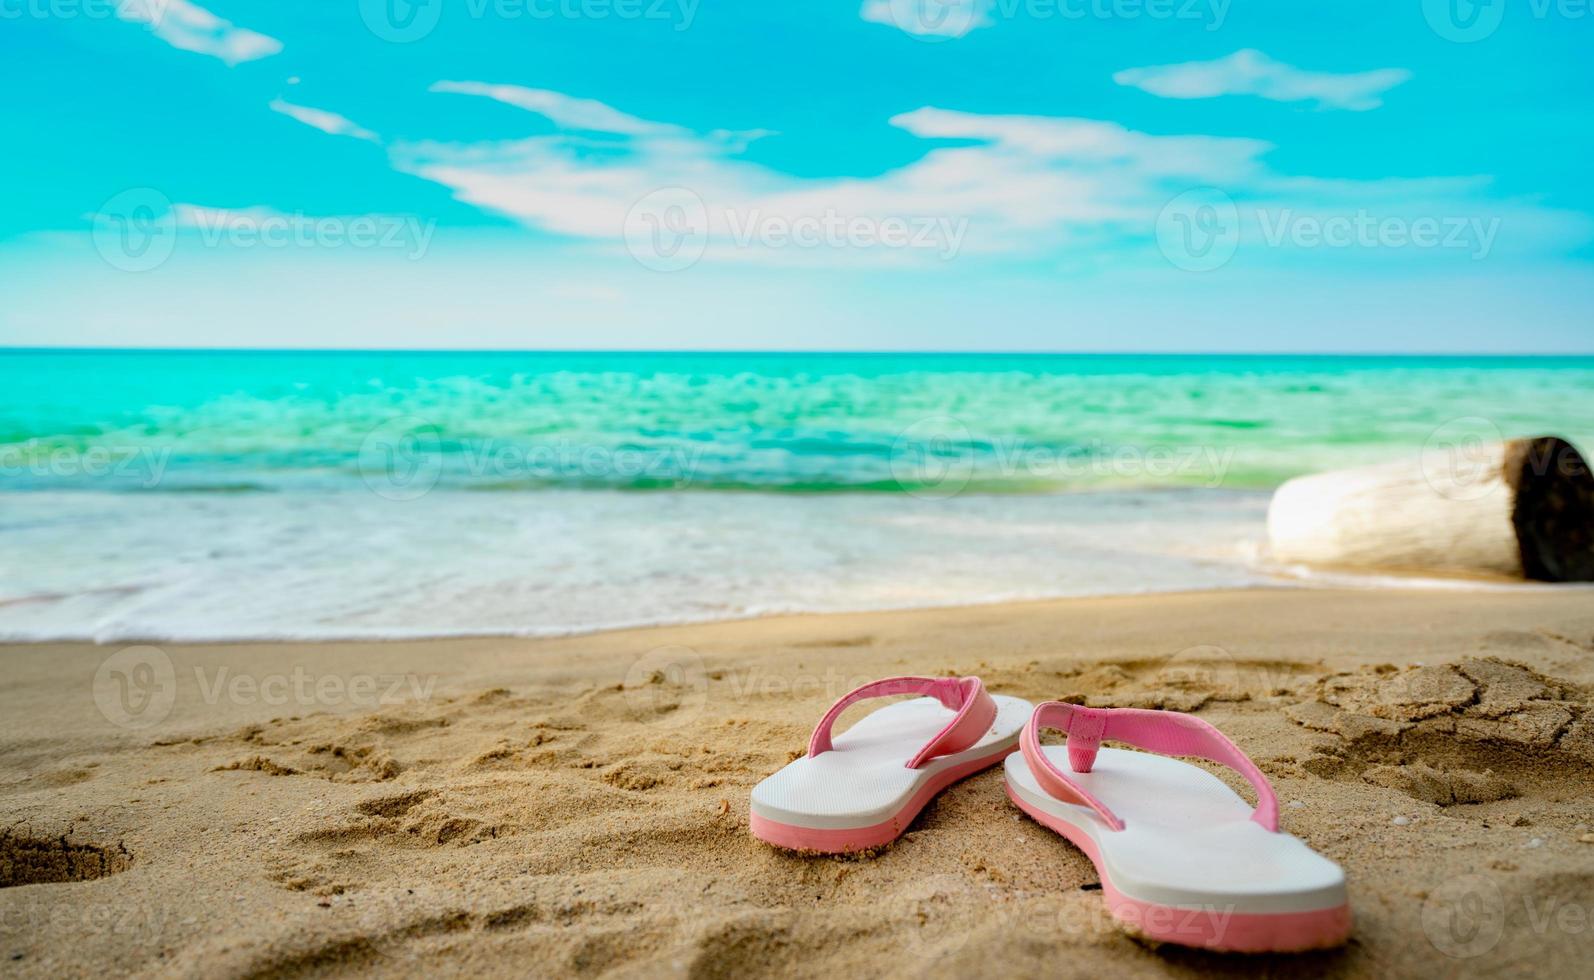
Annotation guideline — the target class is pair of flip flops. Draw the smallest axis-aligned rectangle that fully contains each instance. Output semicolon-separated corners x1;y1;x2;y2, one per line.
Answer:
749;675;1350;953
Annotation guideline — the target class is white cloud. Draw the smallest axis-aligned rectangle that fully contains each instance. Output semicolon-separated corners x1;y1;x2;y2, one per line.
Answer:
392;83;1272;261
859;0;993;39
1114;49;1411;111
382;82;1585;269
118;0;282;66
270;99;380;142
431;81;680;137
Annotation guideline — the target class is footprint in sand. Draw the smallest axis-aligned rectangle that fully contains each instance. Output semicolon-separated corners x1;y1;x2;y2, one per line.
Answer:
1285;657;1594;811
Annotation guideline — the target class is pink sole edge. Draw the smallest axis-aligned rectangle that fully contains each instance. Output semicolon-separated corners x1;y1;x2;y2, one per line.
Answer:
1005;784;1352;953
750;746;1017;854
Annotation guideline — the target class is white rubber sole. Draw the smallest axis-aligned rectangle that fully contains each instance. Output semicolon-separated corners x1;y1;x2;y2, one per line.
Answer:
1005;746;1351;951
750;694;1031;851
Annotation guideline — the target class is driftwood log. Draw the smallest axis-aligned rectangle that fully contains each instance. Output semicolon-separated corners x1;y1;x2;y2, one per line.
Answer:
1266;436;1594;581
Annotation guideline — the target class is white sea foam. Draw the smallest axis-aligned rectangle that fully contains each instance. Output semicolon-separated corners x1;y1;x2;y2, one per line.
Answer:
0;488;1255;642
0;489;1574;644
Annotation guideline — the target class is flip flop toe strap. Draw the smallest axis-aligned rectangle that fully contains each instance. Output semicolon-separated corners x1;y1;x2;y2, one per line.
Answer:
807;676;997;770
1021;701;1280;833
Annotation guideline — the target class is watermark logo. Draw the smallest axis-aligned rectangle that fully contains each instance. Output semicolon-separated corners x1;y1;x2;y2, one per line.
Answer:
890;416;976;500
867;0;988;40
1423;873;1507;957
1426;0;1594;43
624;187;710;272
93;646;177;730
1423;0;1506;42
92;187;177;273
900;873;980;960
1423;871;1594;957
1157;644;1247;695
622;645;709;726
1156;187;1239;273
1421;416;1505;501
359;0;443;42
358;416;444;501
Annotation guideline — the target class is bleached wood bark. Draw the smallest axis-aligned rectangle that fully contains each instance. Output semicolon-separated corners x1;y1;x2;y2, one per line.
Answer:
1266;436;1594;582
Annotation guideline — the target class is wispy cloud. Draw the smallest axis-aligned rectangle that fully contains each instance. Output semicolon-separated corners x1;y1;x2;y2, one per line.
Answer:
270;99;379;142
118;0;282;66
380;82;1584;268
430;81;680;137
1114;49;1411;111
859;0;993;40
391;82;1264;261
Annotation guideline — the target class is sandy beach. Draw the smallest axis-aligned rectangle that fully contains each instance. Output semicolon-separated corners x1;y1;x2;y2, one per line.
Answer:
2;588;1592;977
10;1;1594;975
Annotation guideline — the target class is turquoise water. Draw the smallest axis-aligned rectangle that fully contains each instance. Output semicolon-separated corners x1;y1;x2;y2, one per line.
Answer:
3;350;1591;641
4;350;1593;493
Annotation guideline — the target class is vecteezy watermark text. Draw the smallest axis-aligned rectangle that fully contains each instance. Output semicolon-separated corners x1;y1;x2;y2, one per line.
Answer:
1;442;171;488
180;208;435;260
93;646;438;730
359;416;711;500
1156;187;1503;272
0;0;168;20
465;0;699;24
192;666;436;710
621;645;885;727
90;189;437;272
723;209;968;259
622;187;969;271
1254;209;1499;259
870;0;1230;41
889;416;1236;499
357;0;699;43
988;0;1229;26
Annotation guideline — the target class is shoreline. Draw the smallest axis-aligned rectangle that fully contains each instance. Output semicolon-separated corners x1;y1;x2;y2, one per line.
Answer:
3;588;1594;977
5;573;1587;647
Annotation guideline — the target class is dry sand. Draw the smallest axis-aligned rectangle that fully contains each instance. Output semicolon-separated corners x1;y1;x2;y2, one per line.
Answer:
2;588;1594;978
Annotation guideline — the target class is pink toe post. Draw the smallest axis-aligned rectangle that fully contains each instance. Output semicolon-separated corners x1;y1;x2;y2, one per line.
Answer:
1014;701;1349;952
1020;701;1279;832
808;675;997;770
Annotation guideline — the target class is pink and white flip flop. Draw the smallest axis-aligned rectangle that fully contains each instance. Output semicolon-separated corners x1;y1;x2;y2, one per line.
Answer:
1006;702;1351;952
751;676;1030;853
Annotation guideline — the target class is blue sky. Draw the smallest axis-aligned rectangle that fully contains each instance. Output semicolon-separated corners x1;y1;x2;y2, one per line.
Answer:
1;0;1592;351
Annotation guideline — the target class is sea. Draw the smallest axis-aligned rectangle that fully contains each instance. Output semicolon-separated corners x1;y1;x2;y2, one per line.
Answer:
3;350;1591;642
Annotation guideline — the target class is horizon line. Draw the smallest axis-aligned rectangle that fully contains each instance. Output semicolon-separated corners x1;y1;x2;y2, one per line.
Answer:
4;346;1593;358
